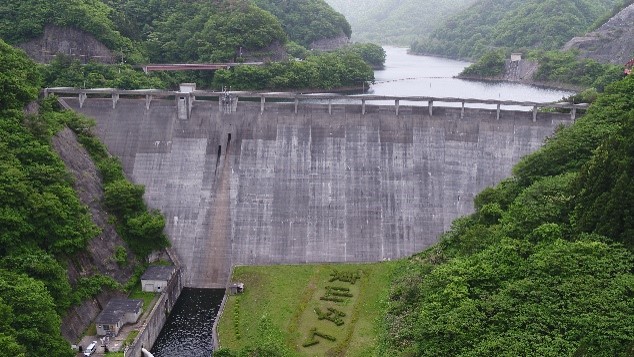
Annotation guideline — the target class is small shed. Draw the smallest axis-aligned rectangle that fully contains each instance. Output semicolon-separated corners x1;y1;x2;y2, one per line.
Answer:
511;53;523;62
96;299;143;337
229;282;244;295
141;265;176;293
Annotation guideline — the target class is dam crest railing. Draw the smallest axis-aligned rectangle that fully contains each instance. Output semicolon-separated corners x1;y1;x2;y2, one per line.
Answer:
45;87;588;121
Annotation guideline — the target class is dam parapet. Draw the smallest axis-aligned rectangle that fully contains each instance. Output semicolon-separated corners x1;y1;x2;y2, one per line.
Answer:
45;87;588;121
49;87;585;289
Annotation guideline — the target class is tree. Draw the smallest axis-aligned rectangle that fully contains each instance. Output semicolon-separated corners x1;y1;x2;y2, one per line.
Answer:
0;271;73;357
0;40;40;111
104;179;146;218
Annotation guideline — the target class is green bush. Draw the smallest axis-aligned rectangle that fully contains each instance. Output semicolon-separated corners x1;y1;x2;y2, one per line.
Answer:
460;50;506;77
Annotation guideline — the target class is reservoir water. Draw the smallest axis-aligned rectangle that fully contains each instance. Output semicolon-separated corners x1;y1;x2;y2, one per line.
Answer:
368;47;574;109
149;47;577;356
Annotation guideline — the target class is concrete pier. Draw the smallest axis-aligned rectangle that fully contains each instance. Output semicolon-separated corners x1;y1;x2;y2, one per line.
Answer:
54;90;579;288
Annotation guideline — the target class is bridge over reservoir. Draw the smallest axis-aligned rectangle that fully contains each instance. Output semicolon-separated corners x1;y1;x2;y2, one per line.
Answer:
48;87;585;288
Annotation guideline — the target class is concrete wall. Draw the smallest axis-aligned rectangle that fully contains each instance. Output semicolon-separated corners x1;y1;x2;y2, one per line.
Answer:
65;97;572;288
125;267;183;357
142;279;168;293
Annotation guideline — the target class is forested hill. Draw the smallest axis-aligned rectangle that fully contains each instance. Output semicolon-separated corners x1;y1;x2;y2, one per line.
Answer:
0;0;352;63
0;39;172;355
325;0;476;45
253;0;351;47
380;74;634;355
411;0;624;60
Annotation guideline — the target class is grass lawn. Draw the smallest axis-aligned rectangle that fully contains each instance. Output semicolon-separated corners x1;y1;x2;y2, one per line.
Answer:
128;285;158;313
217;262;398;356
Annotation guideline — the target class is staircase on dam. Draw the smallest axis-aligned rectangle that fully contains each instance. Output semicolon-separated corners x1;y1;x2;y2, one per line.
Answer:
51;88;584;288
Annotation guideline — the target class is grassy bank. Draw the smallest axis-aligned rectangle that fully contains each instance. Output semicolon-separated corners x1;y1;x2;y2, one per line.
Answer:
217;262;398;356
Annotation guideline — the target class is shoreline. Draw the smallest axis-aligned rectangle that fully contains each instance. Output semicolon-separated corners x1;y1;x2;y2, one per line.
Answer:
457;75;584;93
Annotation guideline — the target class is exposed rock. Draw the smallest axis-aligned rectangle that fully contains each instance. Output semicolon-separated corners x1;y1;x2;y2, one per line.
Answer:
51;127;136;285
240;41;288;62
563;4;634;64
18;25;115;64
53;127;138;342
309;33;350;51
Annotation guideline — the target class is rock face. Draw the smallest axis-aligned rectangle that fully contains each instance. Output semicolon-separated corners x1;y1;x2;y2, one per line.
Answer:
52;128;136;342
18;25;115;64
309;33;350;51
563;4;634;64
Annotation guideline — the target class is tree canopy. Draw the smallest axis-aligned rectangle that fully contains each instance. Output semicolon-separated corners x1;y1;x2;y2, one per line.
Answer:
380;74;634;356
411;0;622;60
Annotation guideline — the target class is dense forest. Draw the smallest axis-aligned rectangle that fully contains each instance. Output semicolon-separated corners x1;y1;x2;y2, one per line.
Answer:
379;74;634;355
325;0;476;45
411;0;623;60
253;0;351;47
0;0;351;64
0;0;384;91
0;40;169;355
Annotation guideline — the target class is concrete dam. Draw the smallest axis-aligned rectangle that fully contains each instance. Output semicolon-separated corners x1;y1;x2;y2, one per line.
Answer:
51;88;582;288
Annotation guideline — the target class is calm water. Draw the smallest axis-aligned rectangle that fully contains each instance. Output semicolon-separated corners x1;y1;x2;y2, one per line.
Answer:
150;48;576;355
367;47;574;109
150;288;224;357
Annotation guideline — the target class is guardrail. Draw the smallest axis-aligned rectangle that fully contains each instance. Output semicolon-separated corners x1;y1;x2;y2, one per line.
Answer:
45;87;589;121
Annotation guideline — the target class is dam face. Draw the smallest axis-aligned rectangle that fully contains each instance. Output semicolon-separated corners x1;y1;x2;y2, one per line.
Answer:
64;96;572;288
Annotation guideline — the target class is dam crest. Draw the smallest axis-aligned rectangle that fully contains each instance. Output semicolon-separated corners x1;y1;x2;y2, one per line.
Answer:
48;87;584;288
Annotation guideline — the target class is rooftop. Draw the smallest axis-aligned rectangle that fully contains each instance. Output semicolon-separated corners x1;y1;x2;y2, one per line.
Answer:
141;265;176;282
96;299;143;325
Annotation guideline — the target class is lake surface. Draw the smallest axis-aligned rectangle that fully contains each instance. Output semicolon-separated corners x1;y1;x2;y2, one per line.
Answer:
367;47;574;108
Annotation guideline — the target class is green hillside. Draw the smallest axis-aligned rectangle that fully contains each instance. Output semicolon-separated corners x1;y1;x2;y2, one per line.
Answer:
380;74;634;356
325;0;476;45
0;40;170;355
0;0;352;63
253;0;351;47
411;0;622;59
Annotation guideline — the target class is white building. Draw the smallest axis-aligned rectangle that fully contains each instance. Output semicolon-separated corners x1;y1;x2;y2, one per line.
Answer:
141;266;176;293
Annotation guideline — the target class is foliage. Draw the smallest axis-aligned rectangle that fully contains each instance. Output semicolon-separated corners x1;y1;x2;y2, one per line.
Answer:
460;50;506;77
72;274;121;303
341;43;386;68
41;55;166;89
0;41;134;354
114;245;128;267
0;0;142;62
0;40;41;111
254;0;351;47
380;75;634;356
513;75;634;185
411;0;622;59
0;271;74;356
573;109;634;250
530;50;625;90
213;50;374;90
143;0;286;63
